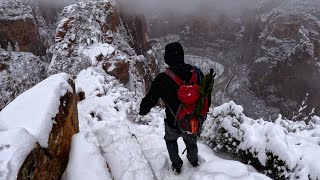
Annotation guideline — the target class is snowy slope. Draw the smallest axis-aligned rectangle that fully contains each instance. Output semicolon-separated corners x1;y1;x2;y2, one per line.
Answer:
66;67;271;180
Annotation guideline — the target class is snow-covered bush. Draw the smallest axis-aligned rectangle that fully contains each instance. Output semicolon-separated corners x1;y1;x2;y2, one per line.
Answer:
201;101;320;179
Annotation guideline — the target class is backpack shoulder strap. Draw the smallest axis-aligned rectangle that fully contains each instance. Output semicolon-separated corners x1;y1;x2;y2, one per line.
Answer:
189;67;198;84
164;68;184;85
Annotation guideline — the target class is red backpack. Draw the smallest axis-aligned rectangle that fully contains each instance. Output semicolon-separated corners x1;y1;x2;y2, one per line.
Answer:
164;67;209;135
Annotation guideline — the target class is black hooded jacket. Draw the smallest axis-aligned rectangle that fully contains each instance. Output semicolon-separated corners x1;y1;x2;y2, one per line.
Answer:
139;63;210;129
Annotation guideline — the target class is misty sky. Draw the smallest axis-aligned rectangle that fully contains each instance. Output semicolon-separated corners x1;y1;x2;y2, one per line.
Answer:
0;0;259;14
118;0;257;15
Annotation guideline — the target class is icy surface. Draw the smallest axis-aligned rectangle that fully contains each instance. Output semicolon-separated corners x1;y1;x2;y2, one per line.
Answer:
0;128;37;180
0;73;72;147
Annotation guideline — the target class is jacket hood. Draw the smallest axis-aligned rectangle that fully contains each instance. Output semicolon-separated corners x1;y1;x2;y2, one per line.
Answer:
164;42;184;66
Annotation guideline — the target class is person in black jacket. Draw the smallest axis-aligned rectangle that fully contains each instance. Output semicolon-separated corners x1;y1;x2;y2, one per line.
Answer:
139;42;210;174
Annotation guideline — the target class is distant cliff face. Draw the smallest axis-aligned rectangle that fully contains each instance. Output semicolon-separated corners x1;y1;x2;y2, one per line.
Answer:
0;0;54;110
0;0;54;56
245;0;320;117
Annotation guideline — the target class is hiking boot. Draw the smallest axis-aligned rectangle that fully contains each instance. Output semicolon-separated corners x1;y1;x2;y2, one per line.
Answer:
172;165;181;175
190;161;199;167
187;155;199;167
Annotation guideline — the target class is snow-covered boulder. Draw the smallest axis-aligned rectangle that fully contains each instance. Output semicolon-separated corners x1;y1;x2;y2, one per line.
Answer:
0;50;47;110
201;101;320;179
0;128;37;180
0;73;79;179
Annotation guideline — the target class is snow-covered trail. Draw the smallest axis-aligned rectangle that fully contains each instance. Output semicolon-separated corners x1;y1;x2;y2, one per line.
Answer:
63;68;270;180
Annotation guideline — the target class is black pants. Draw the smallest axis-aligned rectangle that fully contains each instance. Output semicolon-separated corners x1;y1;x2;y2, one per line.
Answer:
164;122;198;168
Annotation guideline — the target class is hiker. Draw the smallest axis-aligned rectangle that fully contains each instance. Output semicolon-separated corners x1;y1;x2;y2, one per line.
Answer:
139;42;212;174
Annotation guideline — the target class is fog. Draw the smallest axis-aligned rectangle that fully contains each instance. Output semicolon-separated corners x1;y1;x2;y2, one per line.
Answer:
1;0;319;18
118;0;259;17
0;0;262;16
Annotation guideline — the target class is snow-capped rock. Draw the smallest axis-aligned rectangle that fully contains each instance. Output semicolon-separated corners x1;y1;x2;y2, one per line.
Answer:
0;73;79;179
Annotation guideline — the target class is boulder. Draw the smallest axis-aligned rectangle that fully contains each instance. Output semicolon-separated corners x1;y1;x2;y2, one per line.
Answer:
0;73;79;179
103;61;130;84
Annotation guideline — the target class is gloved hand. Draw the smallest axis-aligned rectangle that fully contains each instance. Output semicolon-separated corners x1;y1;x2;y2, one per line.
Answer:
136;115;148;124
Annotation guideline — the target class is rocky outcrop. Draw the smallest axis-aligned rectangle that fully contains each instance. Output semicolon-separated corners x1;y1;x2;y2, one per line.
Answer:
120;12;151;55
17;79;79;179
0;50;47;110
0;1;53;56
103;61;130;84
49;1;157;94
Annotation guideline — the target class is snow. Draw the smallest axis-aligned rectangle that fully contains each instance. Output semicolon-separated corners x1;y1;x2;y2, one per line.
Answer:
75;68;109;96
81;43;115;66
255;56;269;63
0;73;72;148
62;132;112;180
185;54;224;77
0;128;37;180
191;159;270;180
0;0;34;21
202;101;320;179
